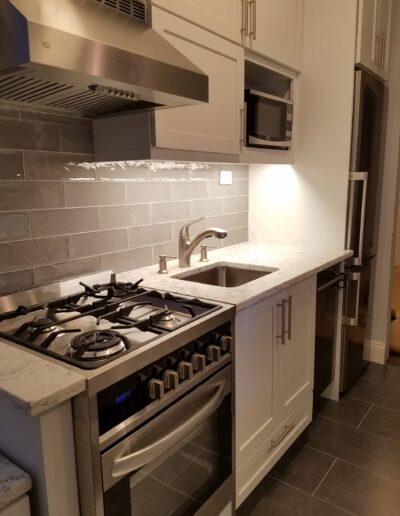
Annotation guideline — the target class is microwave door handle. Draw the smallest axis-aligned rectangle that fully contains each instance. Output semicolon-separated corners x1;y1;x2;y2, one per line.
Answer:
111;380;226;479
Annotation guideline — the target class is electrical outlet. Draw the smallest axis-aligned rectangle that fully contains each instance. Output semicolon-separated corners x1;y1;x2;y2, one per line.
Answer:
219;170;232;185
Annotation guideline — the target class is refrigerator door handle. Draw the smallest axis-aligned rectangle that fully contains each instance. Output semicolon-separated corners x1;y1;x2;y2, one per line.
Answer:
347;171;368;266
344;271;361;326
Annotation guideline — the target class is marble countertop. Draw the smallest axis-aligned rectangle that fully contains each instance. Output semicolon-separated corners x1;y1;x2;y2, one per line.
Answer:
120;242;352;311
0;340;85;417
0;242;351;417
0;454;31;510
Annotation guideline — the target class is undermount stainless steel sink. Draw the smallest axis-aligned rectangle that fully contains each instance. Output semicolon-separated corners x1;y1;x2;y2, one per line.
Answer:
173;264;277;288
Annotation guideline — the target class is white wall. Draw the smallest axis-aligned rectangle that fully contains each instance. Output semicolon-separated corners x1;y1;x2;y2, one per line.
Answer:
249;0;357;248
367;0;400;361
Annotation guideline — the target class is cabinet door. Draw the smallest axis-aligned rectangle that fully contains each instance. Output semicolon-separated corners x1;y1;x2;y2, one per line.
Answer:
235;294;278;469
274;276;316;418
356;0;392;80
152;7;244;155
151;0;242;43
244;0;303;71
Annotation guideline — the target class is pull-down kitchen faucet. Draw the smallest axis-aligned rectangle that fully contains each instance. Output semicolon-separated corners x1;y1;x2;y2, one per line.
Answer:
178;217;227;267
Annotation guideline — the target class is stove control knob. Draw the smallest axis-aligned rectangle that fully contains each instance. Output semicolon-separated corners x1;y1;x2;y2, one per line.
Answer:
218;335;232;352
191;353;207;371
148;379;165;400
207;345;221;362
177;361;193;381
163;369;179;390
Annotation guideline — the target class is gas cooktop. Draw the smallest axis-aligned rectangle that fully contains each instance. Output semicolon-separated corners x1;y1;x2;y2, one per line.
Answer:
0;274;221;369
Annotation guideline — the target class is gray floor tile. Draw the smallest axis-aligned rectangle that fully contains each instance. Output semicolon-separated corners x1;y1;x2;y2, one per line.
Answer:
314;396;371;427
316;459;400;516
387;354;400;367
348;378;400;411
359;404;400;442
388;367;400;387
361;362;397;384
268;442;335;494
298;415;400;481
238;477;350;516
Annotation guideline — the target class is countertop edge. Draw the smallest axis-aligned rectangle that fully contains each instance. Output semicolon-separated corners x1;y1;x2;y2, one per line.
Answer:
0;454;31;510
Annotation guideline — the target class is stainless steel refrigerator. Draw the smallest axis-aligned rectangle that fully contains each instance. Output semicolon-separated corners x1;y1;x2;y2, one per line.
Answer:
340;69;386;392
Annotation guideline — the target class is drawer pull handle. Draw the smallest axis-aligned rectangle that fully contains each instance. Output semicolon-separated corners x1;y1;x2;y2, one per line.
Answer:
271;423;295;448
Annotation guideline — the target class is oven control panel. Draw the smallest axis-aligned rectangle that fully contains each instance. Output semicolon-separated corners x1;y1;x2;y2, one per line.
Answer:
97;323;232;435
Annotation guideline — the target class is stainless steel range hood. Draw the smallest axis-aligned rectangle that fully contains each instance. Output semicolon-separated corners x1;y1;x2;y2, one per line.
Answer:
0;0;208;117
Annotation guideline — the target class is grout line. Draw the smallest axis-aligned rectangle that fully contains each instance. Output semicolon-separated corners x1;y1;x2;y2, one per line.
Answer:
301;442;400;485
388;367;398;382
313;493;356;515
347;394;400;414
312;457;337;496
269;477;355;515
357;403;374;428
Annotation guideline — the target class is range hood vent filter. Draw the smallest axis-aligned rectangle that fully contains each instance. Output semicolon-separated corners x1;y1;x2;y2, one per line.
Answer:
93;0;148;23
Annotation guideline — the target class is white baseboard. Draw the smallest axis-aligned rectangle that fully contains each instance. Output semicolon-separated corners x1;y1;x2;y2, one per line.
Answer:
364;339;387;364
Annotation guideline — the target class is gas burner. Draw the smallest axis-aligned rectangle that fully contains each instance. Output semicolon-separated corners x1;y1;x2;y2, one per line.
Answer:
159;310;176;322
68;330;128;361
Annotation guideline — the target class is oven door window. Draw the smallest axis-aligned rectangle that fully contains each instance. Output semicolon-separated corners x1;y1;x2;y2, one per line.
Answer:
102;368;232;516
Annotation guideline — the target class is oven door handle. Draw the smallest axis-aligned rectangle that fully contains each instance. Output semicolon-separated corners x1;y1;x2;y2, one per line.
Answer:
111;380;227;479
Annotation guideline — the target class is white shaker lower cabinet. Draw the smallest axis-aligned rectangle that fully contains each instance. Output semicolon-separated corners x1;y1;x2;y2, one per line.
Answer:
0;496;30;516
151;7;244;155
235;276;316;508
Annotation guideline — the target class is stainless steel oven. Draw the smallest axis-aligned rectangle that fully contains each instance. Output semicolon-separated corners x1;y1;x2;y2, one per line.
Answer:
245;89;293;149
73;319;233;516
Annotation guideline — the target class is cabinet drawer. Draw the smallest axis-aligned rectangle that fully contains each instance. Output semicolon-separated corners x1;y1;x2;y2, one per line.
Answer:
0;495;30;516
236;393;312;508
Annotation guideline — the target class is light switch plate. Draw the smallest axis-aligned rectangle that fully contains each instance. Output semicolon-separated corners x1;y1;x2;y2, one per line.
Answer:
219;170;232;185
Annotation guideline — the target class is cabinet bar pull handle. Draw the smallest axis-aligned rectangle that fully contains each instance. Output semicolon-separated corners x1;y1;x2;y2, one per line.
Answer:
375;34;380;65
271;423;295;448
286;295;292;340
249;0;255;39
241;0;249;36
239;107;245;148
277;300;286;345
381;33;385;69
253;0;257;40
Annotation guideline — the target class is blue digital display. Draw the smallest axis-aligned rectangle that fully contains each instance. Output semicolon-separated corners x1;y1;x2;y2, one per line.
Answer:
115;389;133;406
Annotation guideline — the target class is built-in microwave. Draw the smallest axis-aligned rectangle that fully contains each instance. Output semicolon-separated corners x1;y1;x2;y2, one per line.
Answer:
245;89;293;150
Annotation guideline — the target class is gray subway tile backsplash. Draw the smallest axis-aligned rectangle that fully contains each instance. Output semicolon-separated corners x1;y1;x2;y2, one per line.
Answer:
128;222;172;249
0;116;60;151
35;257;102;286
70;229;128;259
99;205;150;230
24;151;95;180
0;236;69;273
66;181;125;207
0;181;65;211
0;269;35;296
59;124;93;154
102;247;153;273
126;181;171;204
30;208;99;238
0;103;249;294
0;151;24;180
0;213;30;242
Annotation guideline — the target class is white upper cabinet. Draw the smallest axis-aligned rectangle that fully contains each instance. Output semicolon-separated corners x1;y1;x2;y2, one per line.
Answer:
356;0;392;80
241;0;303;71
151;7;244;155
151;0;242;43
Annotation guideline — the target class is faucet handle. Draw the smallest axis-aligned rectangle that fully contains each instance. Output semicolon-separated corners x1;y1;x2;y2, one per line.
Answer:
158;255;176;274
179;217;205;239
